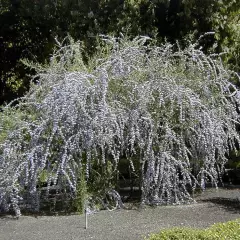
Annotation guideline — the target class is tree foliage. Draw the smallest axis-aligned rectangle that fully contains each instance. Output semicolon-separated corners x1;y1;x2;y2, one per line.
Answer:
1;0;240;104
0;36;240;216
211;0;240;71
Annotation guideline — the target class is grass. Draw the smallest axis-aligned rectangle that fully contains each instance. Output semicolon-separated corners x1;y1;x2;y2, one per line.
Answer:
145;218;240;240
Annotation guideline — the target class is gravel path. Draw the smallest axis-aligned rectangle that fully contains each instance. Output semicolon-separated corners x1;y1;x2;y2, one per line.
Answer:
0;187;239;240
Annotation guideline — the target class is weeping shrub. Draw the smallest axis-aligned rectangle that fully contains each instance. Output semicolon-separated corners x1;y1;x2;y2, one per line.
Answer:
0;35;240;217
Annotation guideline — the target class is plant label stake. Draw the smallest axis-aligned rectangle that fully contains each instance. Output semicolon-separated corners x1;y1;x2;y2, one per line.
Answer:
85;203;88;229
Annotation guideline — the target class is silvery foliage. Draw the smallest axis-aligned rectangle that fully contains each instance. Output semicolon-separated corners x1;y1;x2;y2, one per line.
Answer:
0;35;240;217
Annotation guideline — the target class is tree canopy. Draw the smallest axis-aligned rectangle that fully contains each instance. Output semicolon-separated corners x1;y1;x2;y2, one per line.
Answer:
0;0;240;105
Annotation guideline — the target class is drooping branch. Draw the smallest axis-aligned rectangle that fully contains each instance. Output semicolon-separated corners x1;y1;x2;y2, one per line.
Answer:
0;35;240;216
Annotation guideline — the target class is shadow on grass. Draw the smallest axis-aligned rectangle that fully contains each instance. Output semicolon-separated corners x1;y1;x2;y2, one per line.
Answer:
201;197;240;213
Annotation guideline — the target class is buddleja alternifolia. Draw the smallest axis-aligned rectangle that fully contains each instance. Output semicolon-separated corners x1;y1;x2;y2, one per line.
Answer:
0;35;239;216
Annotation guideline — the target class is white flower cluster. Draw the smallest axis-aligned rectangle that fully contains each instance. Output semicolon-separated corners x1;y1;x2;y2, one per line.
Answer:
0;36;240;216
